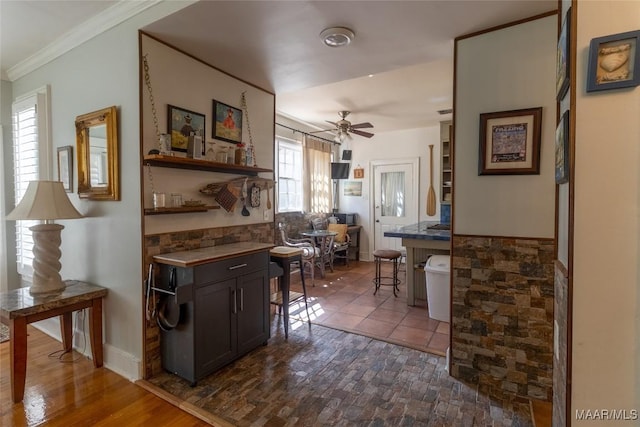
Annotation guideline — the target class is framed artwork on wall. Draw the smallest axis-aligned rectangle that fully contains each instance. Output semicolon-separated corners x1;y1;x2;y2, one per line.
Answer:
343;181;362;197
57;145;73;192
556;8;571;101
212;99;243;144
555;110;570;184
168;105;205;153
478;107;543;175
587;29;640;92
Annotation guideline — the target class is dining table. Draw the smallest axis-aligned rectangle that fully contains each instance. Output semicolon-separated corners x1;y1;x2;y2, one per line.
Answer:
300;229;337;278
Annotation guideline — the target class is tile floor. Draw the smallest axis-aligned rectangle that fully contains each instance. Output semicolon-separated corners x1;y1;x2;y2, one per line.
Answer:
275;258;450;357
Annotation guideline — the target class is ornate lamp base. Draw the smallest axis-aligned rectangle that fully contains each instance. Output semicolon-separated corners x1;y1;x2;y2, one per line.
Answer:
29;223;66;294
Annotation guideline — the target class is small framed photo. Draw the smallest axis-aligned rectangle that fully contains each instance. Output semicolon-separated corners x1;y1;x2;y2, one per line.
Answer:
556;8;571;100
168;105;205;152
57;146;73;192
478;107;543;175
587;30;640;92
555;110;570;184
353;166;364;179
212;99;243;144
343;181;362;197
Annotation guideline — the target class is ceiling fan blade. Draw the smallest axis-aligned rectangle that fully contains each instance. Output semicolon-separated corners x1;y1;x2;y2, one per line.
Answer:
325;120;338;127
308;129;333;134
350;129;374;138
350;122;373;129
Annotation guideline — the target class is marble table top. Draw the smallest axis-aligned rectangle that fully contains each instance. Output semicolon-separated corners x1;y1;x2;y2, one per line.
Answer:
383;221;451;241
154;241;275;267
0;280;108;319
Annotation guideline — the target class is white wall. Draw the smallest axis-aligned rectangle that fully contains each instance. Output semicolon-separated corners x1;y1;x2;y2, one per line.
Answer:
142;35;275;235
9;1;191;380
454;16;557;239
338;125;441;260
572;1;640;422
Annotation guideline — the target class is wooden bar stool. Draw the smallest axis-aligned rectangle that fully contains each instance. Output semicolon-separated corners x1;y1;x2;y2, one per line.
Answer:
372;249;402;297
269;246;311;339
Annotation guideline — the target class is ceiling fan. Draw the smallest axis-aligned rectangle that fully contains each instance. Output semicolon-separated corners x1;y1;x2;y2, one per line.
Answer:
314;111;374;142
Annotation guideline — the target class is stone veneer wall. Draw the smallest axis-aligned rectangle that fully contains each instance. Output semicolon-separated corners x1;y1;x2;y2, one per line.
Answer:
553;261;568;426
450;235;554;402
143;223;274;378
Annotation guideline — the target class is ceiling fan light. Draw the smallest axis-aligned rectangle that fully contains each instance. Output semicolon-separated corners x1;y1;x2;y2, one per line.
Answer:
320;27;355;48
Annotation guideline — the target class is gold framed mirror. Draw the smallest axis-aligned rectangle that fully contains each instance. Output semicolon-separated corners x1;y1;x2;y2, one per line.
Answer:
76;106;120;200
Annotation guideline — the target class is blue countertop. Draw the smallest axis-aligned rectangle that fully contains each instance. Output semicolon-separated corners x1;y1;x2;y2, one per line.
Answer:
383;222;450;241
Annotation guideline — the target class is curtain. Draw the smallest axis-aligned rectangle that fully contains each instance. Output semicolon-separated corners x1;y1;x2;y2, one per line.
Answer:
381;171;405;217
303;135;332;212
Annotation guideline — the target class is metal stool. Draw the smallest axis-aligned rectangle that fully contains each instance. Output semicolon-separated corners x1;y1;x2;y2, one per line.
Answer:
373;249;402;297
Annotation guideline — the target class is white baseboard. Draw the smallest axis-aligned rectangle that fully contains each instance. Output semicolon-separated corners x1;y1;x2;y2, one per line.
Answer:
31;318;142;381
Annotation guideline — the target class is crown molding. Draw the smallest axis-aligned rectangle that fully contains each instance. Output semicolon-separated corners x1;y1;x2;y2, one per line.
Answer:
6;0;162;82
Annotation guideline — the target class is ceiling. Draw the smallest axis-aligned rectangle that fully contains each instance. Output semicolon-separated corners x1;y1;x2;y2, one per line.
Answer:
1;0;556;136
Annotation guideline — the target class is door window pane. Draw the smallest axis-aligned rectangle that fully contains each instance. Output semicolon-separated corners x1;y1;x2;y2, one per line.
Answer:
381;171;405;217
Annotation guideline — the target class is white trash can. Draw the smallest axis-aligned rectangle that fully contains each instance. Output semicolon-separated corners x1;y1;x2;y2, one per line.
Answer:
424;255;450;322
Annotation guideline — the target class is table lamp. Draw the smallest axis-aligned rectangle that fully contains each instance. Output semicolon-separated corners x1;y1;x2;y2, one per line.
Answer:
6;180;83;294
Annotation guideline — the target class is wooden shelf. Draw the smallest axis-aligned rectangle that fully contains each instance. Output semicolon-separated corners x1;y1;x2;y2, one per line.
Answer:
143;154;272;176
144;205;221;215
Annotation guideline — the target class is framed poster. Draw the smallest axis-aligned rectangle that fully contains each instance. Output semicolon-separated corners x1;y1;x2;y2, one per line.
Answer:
212;99;243;144
555;110;570;184
478;107;542;175
168;105;205;153
343;181;362;197
556;8;571;101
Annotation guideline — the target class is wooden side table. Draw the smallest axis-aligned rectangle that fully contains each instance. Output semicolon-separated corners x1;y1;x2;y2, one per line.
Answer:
0;280;108;403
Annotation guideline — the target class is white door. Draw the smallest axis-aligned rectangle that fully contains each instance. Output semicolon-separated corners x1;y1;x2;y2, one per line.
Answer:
372;159;419;253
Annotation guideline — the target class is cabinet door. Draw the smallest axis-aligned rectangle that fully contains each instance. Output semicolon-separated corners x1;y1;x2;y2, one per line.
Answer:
236;269;270;356
195;278;237;377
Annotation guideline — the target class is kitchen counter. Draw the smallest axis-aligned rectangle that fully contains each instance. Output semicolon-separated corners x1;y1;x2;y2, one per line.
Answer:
153;242;275;267
383;221;451;241
384;222;450;306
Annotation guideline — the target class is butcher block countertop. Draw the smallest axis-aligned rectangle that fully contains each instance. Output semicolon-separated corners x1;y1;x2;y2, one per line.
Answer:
153;242;275;268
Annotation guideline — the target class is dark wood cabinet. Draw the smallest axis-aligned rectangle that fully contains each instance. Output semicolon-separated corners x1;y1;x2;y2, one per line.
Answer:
159;250;270;384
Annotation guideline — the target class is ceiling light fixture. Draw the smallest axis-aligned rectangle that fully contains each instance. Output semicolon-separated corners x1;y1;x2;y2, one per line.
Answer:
320;27;355;48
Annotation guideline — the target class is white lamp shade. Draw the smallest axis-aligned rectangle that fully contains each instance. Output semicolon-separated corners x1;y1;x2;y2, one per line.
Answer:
6;180;83;221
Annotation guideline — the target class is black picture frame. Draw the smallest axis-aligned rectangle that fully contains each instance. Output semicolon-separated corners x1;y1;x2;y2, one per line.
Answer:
212;99;243;144
555;110;570;184
167;105;205;153
587;30;640;92
556;8;571;101
478;107;543;176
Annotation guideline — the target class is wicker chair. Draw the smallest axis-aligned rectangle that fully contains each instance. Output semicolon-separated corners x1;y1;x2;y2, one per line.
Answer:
278;223;319;285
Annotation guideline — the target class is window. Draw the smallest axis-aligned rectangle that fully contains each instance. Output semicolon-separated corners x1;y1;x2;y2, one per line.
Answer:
11;88;51;278
276;138;303;212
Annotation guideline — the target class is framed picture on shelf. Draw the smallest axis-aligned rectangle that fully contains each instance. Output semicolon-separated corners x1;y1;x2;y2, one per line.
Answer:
478;107;543;175
57;145;73;192
212;99;243;144
587;30;640;92
556;8;571;101
168;105;205;153
555;110;570;184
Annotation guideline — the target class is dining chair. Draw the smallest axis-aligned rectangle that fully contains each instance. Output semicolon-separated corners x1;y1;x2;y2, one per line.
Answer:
278;223;319;285
327;223;350;268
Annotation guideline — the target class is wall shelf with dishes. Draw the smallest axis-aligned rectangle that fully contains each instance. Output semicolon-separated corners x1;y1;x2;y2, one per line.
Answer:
143;154;272;176
440;121;452;204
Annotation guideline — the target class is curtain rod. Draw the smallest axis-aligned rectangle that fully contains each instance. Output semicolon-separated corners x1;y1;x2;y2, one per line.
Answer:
275;122;340;145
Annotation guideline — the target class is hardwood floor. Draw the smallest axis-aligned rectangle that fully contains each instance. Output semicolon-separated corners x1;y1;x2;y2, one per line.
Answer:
0;326;207;426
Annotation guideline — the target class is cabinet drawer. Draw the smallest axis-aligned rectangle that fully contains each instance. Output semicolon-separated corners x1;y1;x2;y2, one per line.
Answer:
195;251;268;285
